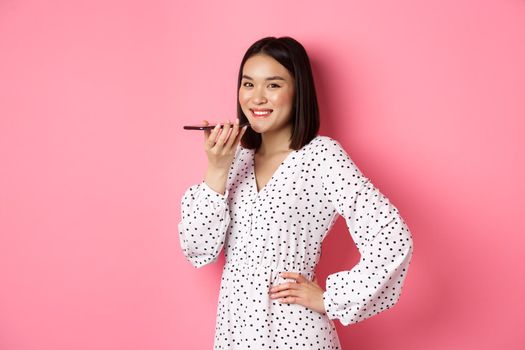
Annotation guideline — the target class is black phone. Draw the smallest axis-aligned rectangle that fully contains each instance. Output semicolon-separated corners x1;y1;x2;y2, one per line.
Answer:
183;122;251;130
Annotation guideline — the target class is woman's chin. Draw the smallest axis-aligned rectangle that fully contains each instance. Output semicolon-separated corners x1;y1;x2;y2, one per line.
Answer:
249;127;262;134
247;119;266;132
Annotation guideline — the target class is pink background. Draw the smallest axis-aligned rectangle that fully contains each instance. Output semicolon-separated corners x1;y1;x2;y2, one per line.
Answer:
1;0;524;349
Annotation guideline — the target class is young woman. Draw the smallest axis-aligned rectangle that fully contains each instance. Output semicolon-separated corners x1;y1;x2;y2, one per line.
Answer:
178;36;414;349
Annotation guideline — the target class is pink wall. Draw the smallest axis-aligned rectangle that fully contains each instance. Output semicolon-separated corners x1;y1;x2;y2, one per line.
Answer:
1;0;524;349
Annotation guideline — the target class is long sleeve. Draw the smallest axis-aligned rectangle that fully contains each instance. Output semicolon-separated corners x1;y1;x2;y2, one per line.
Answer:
319;138;414;326
177;180;231;268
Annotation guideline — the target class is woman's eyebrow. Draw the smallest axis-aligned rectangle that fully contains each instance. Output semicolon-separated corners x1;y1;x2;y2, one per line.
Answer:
242;75;286;81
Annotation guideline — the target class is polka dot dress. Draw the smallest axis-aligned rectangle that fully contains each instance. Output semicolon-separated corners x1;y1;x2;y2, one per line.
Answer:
178;135;414;349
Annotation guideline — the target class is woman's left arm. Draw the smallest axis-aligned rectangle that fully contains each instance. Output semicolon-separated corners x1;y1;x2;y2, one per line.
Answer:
319;137;414;326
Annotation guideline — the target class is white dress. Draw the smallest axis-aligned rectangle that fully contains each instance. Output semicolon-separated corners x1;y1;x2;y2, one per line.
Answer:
178;135;414;349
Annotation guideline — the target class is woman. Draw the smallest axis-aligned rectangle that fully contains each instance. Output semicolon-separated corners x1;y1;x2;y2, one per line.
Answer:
178;36;414;349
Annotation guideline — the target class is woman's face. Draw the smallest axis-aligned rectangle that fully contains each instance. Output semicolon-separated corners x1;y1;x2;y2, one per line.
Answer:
239;54;295;135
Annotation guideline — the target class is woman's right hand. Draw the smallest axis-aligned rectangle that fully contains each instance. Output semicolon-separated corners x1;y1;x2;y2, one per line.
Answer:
203;118;248;171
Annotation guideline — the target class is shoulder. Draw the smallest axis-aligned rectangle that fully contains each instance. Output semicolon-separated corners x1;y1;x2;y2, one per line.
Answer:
309;135;348;156
309;135;364;174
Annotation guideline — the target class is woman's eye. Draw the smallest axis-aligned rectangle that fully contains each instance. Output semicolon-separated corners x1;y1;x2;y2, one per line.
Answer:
242;82;280;88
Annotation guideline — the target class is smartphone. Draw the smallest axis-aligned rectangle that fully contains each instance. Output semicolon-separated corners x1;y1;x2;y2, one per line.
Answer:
183;122;251;130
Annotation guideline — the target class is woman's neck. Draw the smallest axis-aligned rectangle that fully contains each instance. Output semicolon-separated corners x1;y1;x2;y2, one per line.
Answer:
257;123;293;156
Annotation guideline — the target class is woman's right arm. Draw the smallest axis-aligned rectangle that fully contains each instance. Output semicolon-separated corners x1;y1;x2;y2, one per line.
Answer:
177;118;248;268
177;179;232;268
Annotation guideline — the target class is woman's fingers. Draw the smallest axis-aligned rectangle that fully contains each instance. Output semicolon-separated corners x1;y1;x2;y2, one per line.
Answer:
233;120;248;148
224;118;240;149
205;122;221;149
203;120;210;142
236;124;248;145
213;119;231;149
280;272;309;283
269;282;300;302
204;118;246;152
270;286;301;301
270;282;299;294
225;118;247;150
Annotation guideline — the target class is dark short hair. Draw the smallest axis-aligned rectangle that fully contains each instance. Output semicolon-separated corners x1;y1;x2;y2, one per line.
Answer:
237;36;320;151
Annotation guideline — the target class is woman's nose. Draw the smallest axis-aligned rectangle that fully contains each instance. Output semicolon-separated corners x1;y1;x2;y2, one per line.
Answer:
252;89;267;103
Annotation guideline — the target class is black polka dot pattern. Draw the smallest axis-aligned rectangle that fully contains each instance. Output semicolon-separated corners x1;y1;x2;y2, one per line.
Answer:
178;135;414;349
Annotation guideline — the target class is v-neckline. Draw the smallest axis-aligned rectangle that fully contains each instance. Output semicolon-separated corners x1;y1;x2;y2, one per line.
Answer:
251;148;297;194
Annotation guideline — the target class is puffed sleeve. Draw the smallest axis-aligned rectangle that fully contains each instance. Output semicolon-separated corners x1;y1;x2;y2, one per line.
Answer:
319;137;414;326
177;180;231;268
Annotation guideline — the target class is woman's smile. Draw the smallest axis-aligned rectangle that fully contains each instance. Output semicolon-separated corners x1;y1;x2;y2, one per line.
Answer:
250;108;273;118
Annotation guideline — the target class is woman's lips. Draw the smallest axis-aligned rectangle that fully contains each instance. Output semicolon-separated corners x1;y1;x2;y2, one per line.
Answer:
251;109;273;118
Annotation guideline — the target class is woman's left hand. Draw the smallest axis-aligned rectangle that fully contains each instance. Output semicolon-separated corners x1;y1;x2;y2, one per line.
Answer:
269;272;326;315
